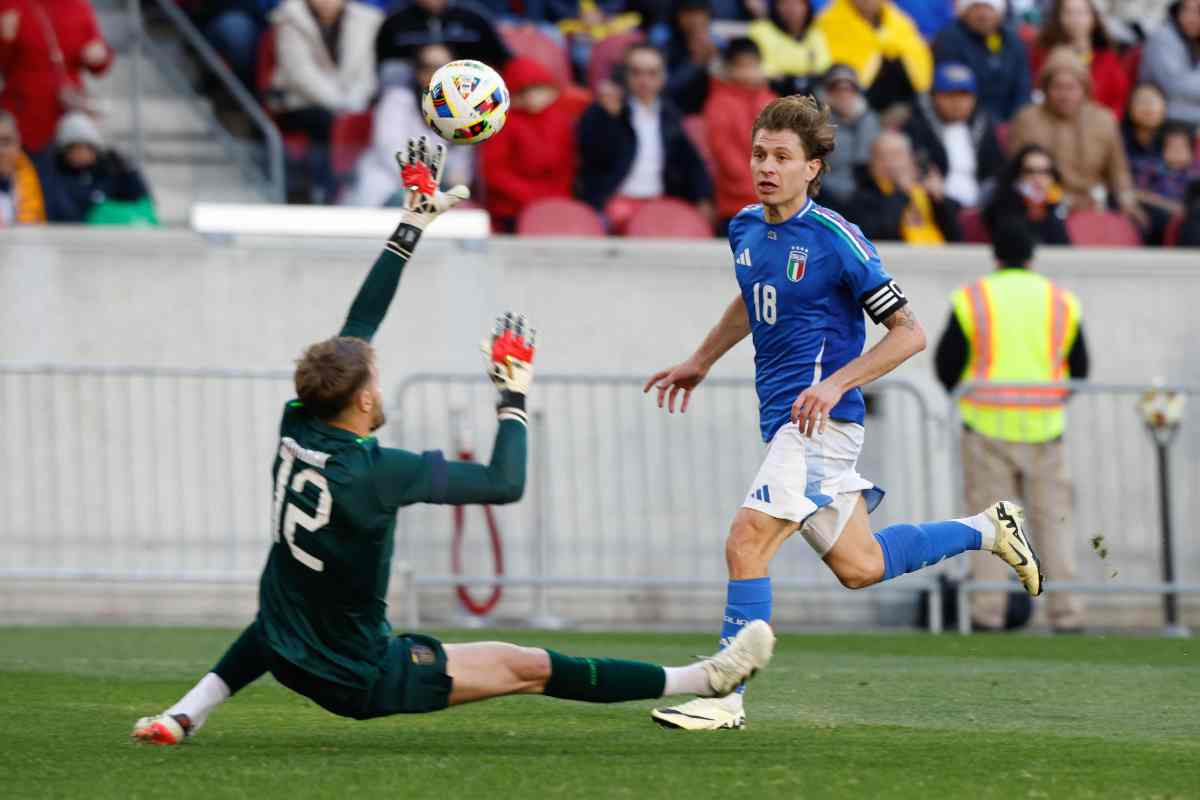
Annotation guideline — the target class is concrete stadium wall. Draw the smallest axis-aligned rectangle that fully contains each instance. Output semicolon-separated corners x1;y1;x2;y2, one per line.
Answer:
2;227;1198;630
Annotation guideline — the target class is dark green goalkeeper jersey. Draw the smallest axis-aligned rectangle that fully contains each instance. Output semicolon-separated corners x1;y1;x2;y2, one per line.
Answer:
257;247;527;689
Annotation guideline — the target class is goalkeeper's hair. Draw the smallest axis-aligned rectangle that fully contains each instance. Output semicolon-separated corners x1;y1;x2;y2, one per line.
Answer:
751;94;836;198
294;336;375;421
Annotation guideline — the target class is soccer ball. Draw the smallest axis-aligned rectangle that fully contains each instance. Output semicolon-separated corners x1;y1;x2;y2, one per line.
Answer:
421;60;509;145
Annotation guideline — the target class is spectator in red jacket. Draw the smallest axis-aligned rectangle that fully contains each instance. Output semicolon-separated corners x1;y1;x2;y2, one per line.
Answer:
0;0;113;155
1030;0;1131;118
704;37;776;232
481;56;580;232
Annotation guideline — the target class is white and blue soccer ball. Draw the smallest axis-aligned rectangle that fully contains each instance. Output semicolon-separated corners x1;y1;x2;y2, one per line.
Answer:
421;59;509;145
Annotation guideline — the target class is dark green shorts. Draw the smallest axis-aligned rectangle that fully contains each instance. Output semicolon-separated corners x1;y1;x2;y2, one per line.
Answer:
266;633;453;720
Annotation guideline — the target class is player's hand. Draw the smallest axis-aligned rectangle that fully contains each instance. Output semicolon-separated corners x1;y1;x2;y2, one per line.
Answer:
481;312;536;397
394;135;469;231
643;357;707;414
791;379;846;438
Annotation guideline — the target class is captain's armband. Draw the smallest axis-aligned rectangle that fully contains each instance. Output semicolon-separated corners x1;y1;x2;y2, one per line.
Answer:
860;280;908;324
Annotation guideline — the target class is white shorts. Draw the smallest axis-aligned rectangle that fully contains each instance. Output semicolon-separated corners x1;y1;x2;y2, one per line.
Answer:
741;420;885;556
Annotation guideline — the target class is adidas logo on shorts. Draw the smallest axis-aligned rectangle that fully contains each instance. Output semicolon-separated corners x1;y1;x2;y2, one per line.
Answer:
750;485;771;503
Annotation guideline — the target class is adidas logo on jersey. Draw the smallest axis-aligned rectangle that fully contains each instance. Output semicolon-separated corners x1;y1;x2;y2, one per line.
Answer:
736;249;753;267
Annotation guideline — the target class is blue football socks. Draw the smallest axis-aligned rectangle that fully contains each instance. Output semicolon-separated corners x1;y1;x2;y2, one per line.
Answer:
872;520;983;581
719;577;772;694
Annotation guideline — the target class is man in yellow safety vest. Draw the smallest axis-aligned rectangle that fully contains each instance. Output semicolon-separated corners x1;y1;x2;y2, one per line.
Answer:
935;221;1090;631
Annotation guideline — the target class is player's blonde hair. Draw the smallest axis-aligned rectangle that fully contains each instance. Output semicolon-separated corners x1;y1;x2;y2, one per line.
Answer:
294;336;375;421
751;94;837;198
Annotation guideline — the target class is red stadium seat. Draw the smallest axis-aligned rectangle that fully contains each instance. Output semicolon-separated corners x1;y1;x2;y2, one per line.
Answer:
624;198;713;238
254;28;308;160
682;115;716;180
588;30;643;89
1164;213;1184;247
331;111;372;176
499;23;572;86
517;198;606;236
958;207;990;243
1065;210;1142;246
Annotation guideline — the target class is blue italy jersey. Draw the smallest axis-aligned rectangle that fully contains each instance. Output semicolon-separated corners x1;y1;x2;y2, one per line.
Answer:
729;198;907;442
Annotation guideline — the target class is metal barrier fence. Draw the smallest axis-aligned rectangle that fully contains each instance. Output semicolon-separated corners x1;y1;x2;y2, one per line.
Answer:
391;374;945;630
947;381;1200;634
0;364;943;630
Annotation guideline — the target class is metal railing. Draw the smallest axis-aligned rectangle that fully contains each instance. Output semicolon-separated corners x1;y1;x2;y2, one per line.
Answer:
391;373;946;631
0;364;944;631
947;381;1200;634
127;0;286;202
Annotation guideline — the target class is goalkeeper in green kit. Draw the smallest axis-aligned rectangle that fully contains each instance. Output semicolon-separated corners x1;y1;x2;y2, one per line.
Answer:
131;137;774;745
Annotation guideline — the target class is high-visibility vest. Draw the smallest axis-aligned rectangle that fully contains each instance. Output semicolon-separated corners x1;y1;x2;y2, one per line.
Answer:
951;268;1081;443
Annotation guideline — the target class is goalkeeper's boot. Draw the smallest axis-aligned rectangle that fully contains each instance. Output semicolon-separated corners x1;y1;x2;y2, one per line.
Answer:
131;713;192;745
985;500;1044;596
650;619;774;730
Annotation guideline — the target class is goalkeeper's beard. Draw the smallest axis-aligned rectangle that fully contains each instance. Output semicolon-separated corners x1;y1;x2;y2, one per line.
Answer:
370;405;387;432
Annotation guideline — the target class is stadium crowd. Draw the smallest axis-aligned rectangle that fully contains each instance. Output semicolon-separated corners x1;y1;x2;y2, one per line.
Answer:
1;0;1198;244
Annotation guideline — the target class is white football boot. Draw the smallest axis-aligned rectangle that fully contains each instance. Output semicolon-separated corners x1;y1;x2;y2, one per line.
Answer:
984;500;1045;596
651;619;775;731
131;713;191;745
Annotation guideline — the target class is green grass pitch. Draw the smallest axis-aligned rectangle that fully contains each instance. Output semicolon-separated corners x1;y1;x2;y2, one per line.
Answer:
1;626;1197;799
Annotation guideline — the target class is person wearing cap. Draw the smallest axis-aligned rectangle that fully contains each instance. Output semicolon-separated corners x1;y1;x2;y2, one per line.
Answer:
40;111;151;223
933;0;1032;122
903;61;1004;209
850;129;962;243
818;63;881;213
814;0;933;111
935;220;1090;633
745;0;832;95
1008;47;1143;226
0;109;45;226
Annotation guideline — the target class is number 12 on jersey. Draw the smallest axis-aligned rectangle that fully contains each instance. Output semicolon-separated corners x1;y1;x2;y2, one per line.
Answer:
752;282;777;325
271;439;332;572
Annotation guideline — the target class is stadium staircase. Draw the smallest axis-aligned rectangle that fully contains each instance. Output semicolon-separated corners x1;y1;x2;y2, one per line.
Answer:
91;0;269;225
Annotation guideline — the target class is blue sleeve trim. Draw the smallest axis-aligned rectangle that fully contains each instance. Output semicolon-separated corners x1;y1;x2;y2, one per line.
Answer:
423;450;447;504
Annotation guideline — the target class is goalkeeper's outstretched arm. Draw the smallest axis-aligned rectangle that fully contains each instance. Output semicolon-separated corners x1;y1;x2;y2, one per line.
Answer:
373;313;536;509
339;136;469;342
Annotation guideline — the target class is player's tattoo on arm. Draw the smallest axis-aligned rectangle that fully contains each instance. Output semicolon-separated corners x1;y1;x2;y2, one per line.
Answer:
884;306;918;332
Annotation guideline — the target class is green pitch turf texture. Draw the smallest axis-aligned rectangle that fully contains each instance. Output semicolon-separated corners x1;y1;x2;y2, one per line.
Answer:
1;627;1197;799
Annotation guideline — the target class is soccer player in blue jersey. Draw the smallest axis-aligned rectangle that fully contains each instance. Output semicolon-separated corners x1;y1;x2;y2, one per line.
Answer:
643;96;1045;730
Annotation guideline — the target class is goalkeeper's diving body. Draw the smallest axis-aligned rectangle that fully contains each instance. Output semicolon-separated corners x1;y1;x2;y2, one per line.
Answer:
643;96;1045;731
132;138;774;745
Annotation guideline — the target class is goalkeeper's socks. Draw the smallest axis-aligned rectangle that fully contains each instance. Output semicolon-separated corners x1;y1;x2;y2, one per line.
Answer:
873;516;989;581
543;651;666;702
165;672;230;733
719;577;772;695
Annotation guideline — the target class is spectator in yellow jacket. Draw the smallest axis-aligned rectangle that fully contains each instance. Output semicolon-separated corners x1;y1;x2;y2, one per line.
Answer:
815;0;932;111
746;0;832;95
0;110;45;225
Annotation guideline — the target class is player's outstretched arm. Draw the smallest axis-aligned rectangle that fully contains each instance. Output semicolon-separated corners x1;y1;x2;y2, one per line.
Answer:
339;136;469;342
373;314;534;508
643;294;749;413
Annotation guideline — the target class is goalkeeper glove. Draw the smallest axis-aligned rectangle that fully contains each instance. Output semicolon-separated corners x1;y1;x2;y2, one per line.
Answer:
387;135;470;259
482;312;535;423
